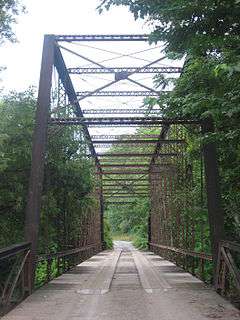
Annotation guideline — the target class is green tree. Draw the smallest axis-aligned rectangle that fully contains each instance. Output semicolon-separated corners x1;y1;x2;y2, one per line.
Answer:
98;0;240;242
0;0;25;44
0;90;100;251
99;0;240;56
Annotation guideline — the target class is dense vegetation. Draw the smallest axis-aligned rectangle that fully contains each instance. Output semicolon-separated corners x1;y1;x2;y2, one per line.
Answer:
0;0;25;44
99;0;240;243
0;90;100;253
0;1;239;300
106;198;149;249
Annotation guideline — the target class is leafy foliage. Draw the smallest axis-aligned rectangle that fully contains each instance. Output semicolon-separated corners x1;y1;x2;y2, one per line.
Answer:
0;0;25;44
104;217;113;249
0;90;100;253
0;90;35;246
106;194;149;249
99;0;240;56
98;0;240;242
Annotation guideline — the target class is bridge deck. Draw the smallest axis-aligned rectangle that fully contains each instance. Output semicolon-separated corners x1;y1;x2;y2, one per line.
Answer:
3;242;239;320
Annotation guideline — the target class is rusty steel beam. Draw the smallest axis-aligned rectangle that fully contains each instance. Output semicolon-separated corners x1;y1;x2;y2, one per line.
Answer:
100;162;150;165
24;35;55;291
93;139;184;144
102;184;149;187
97;153;177;157
202;118;224;286
103;188;149;191
104;183;148;188
93;139;158;144
103;189;149;191
99;171;149;175
100;161;150;165
89;124;166;128
103;191;148;194
105;202;136;205
50;117;199;126
69;66;182;74
103;182;149;186
81;117;170;122
94;144;153;148
55;34;149;42
150;124;170;165
91;134;161;139
54;45;101;170
83;109;161;115
104;195;149;198
100;164;149;168
76;91;164;97
103;178;148;181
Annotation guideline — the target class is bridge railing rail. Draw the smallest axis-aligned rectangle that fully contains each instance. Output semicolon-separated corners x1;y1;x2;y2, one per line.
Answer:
36;243;101;288
0;242;31;315
0;241;101;316
149;243;212;282
216;240;240;297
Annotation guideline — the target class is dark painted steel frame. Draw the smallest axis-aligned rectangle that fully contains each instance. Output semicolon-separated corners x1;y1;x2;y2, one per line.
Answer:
24;34;224;293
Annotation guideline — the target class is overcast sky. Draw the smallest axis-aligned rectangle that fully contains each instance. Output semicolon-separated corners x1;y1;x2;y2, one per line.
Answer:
1;0;151;93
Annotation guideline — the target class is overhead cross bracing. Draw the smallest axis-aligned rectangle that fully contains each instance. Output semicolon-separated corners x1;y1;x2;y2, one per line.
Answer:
49;34;186;204
76;91;165;97
82;109;161;115
50;117;197;126
68;66;182;74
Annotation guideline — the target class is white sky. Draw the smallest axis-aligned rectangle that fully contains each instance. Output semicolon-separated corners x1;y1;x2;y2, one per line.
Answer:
1;0;152;92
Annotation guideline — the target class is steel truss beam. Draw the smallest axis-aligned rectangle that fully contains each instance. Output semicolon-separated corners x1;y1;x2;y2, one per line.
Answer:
68;66;182;74
54;46;101;169
56;34;149;42
105;202;136;205
100;162;149;165
100;164;149;168
103;191;149;194
104;195;149;198
102;184;149;186
50;117;199;126
103;179;148;182
104;188;141;192
150;124;170;165
96;153;177;157
103;187;149;189
98;171;149;175
94;144;153;148
91;135;161;139
83;109;161;115
92;139;184;144
76;91;164;97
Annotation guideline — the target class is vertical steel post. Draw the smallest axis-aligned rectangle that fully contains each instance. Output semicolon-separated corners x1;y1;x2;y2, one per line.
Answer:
148;215;152;250
148;165;152;250
202;118;224;285
99;173;105;249
24;35;55;291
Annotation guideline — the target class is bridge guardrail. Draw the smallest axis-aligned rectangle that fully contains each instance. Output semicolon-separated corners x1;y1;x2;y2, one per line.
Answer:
0;242;31;315
0;241;102;316
149;242;212;282
216;240;240;299
35;243;102;287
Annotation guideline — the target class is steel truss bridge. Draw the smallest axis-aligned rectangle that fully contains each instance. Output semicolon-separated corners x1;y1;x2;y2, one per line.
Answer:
1;34;236;317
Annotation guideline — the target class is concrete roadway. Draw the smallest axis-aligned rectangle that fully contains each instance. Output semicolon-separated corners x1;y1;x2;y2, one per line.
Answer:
3;241;240;319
